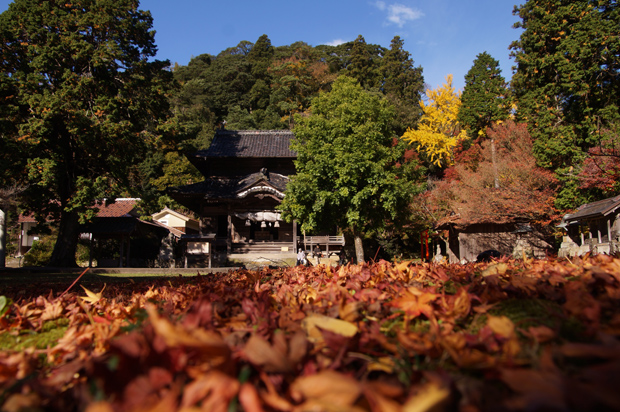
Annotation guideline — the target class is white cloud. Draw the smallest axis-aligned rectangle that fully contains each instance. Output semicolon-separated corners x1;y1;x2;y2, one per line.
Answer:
374;1;386;11
372;2;424;28
326;38;347;46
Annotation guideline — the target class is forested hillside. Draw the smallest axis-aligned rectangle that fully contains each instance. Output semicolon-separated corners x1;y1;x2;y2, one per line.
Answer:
169;34;424;150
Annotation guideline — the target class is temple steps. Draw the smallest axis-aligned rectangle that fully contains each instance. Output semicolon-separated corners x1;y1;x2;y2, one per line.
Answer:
232;241;294;254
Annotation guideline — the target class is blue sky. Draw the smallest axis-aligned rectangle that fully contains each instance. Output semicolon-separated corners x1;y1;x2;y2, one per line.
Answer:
1;0;523;92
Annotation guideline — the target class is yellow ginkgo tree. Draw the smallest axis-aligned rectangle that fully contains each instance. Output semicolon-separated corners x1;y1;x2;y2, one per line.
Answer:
401;74;467;167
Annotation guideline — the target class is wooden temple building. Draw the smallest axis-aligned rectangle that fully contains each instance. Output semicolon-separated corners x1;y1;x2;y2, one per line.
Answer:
168;130;307;260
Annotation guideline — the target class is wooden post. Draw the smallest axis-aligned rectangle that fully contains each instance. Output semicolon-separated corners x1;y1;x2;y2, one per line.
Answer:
88;234;93;268
208;241;212;269
227;209;232;254
126;236;131;267
608;219;613;254
119;236;124;268
293;220;297;252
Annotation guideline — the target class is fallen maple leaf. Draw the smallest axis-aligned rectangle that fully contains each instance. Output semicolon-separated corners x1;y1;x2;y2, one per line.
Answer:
301;313;358;344
391;287;438;321
402;380;451;412
80;284;106;304
290;370;362;411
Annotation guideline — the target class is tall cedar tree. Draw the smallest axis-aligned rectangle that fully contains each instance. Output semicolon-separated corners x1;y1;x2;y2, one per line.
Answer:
281;76;425;263
510;0;620;209
0;0;174;266
381;36;425;135
347;35;380;90
458;52;510;139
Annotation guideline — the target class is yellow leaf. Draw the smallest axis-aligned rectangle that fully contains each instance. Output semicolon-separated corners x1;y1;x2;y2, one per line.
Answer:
80;284;105;304
487;315;515;339
301;314;358;343
481;263;508;277
402;381;451;412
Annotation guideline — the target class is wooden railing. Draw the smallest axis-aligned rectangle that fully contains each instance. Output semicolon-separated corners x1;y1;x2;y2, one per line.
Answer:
303;235;345;255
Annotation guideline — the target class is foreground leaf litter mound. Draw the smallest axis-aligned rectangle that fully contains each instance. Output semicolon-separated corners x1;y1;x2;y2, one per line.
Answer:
1;255;620;411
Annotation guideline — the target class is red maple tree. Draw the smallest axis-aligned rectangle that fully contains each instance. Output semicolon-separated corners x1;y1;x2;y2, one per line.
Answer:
423;121;559;229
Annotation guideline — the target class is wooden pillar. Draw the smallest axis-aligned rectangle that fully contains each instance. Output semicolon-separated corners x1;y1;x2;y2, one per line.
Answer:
119;236;124;268
126;236;131;267
607;219;612;254
227;212;232;254
208;241;212;269
293;220;297;252
88;234;93;268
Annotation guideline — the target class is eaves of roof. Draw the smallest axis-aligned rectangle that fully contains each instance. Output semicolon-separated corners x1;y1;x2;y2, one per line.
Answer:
564;195;620;223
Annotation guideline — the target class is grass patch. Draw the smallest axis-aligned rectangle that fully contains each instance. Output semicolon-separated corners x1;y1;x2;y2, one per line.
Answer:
0;318;70;351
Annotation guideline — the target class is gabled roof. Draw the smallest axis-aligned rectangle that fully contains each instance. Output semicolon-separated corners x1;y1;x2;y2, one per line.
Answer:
152;207;197;223
93;198;140;217
18;198;140;223
564;195;620;223
194;130;296;158
169;171;289;200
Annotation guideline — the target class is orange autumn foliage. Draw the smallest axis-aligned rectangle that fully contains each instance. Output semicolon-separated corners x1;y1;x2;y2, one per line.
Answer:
2;255;620;411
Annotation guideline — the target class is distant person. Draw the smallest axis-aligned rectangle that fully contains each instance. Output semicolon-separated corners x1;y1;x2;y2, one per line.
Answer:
296;248;307;266
313;245;322;264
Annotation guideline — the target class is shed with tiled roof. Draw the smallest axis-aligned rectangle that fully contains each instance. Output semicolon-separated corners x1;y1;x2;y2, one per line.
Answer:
559;195;620;257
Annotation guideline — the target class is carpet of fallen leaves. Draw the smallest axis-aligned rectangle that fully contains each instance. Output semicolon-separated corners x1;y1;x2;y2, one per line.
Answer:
1;255;620;412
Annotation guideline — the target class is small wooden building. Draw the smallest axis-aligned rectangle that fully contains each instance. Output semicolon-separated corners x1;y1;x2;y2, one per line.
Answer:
558;195;620;257
81;198;169;267
436;219;551;263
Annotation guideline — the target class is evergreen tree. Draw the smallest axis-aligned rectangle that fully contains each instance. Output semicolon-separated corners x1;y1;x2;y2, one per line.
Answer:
458;52;510;139
247;34;274;82
0;0;174;266
381;36;425;135
346;35;380;89
511;0;620;208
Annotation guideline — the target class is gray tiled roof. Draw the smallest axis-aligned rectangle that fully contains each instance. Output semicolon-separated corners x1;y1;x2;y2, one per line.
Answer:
195;130;296;158
169;171;289;199
564;195;620;222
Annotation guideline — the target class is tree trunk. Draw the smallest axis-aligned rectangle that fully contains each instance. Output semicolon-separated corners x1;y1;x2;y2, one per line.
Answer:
48;210;80;267
491;138;500;189
0;208;5;268
354;235;364;264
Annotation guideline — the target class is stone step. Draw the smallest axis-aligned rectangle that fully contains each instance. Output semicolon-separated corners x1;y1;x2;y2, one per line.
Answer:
232;242;293;254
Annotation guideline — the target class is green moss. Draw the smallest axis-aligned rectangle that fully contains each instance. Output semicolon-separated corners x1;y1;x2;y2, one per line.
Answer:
490;298;564;330
0;319;70;351
466;298;589;342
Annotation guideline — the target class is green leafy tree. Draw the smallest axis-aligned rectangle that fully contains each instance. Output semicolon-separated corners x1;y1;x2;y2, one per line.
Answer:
458;51;510;139
511;0;620;208
381;36;425;135
281;76;425;263
0;0;174;266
